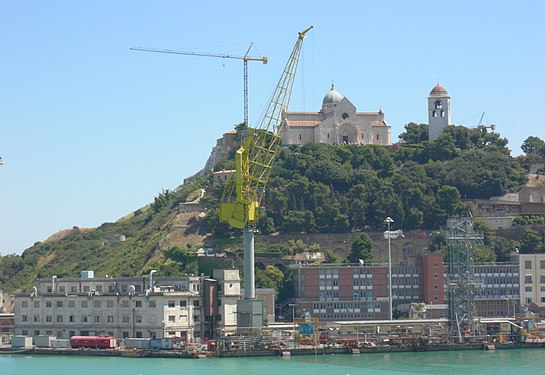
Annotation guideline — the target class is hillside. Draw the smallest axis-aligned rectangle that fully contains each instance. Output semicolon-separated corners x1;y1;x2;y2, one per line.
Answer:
0;124;542;293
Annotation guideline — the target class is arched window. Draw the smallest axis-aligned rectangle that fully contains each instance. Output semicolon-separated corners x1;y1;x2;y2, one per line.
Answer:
435;100;443;109
432;110;437;117
441;110;445;117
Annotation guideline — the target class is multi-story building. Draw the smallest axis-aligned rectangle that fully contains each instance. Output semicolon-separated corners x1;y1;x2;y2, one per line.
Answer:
475;262;519;318
13;269;241;341
291;254;445;321
519;253;545;307
292;254;526;322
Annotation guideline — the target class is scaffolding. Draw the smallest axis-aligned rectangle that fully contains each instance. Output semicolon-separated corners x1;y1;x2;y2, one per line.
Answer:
446;217;484;342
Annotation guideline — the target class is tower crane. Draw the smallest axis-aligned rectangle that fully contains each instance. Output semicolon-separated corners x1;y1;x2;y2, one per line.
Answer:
129;44;268;125
218;26;313;328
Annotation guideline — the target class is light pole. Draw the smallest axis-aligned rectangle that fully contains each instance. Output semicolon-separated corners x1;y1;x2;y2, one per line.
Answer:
289;303;297;348
385;217;394;321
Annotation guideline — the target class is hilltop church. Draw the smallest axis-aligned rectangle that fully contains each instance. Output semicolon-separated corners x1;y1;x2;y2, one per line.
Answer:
281;84;391;146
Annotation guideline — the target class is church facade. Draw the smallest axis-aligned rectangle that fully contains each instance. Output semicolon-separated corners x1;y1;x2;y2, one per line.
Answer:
281;84;391;146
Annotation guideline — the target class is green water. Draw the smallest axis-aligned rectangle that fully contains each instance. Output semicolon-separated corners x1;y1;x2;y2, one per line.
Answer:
1;349;542;375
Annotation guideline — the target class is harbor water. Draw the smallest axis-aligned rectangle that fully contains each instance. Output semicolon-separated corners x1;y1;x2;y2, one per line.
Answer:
1;348;543;375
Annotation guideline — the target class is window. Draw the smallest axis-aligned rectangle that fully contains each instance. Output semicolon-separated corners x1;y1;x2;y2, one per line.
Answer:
541;260;545;269
68;301;75;308
122;315;130;323
135;315;142;323
168;300;175;308
432;110;437;117
82;316;88;323
83;286;90;292
46;301;52;308
193;300;200;308
94;316;101;323
136;331;143;338
135;300;142;308
46;315;52;323
71;286;78;293
525;286;533;292
56;301;63;308
525;275;533;284
435;100;443;109
93;300;101;308
59;286;66;293
194;315;200;322
122;300;129;308
433;273;438;279
168;315;175;322
525;260;532;269
433;262;438;268
22;300;28;308
107;316;114;323
96;285;102;293
56;315;63;323
33;300;40;308
149;301;156;308
218;299;222;307
81;301;88;308
180;300;187;308
107;300;114;308
34;315;40;322
22;315;28;322
69;315;75;322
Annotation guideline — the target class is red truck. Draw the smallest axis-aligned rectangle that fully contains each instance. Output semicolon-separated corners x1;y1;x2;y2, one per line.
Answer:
70;336;116;349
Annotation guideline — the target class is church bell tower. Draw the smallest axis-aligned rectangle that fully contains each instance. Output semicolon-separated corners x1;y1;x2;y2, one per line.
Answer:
428;83;451;140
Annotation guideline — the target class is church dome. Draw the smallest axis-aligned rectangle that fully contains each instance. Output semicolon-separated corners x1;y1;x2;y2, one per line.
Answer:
322;84;344;105
430;83;448;96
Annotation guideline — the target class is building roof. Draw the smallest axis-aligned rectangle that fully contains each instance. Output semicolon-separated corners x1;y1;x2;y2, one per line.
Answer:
430;83;448;96
370;120;389;127
322;83;344;105
286;120;320;127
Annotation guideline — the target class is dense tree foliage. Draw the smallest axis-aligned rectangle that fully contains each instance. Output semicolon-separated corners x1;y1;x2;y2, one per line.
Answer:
521;136;545;155
209;123;528;236
348;233;374;263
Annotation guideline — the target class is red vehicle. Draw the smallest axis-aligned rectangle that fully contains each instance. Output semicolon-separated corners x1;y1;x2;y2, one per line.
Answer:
70;336;117;349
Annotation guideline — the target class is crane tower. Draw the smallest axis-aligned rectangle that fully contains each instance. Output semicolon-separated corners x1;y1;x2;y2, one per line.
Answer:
219;26;313;329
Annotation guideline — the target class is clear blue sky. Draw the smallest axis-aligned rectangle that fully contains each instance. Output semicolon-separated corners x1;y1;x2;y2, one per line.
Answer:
1;1;544;255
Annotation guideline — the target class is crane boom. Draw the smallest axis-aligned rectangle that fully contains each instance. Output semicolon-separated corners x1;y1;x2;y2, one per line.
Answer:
129;46;268;125
219;26;313;229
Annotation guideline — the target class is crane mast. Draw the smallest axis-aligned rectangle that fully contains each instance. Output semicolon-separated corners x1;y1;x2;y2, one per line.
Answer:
218;27;312;328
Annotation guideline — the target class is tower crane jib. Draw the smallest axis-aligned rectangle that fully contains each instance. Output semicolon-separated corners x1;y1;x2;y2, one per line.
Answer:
129;45;268;125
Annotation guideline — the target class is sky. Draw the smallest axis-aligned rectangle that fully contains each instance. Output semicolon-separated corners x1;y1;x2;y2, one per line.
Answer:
1;1;544;256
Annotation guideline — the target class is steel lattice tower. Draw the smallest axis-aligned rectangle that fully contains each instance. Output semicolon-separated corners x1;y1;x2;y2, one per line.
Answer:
447;217;484;342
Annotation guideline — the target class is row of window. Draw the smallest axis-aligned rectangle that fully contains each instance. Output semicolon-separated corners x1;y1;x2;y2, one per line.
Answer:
20;299;200;309
21;314;161;324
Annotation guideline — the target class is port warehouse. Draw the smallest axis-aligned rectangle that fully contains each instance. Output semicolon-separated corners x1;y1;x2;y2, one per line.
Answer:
6;252;545;346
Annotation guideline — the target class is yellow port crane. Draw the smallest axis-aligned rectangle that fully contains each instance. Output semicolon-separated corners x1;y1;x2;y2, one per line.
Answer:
129;44;268;125
218;27;312;327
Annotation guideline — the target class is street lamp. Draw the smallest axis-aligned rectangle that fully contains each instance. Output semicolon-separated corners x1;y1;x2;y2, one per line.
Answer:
385;217;394;321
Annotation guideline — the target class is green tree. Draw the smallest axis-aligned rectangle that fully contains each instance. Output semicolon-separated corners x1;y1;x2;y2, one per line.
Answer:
398;122;429;144
324;249;343;263
348;233;374;264
520;229;543;253
521;136;545;155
